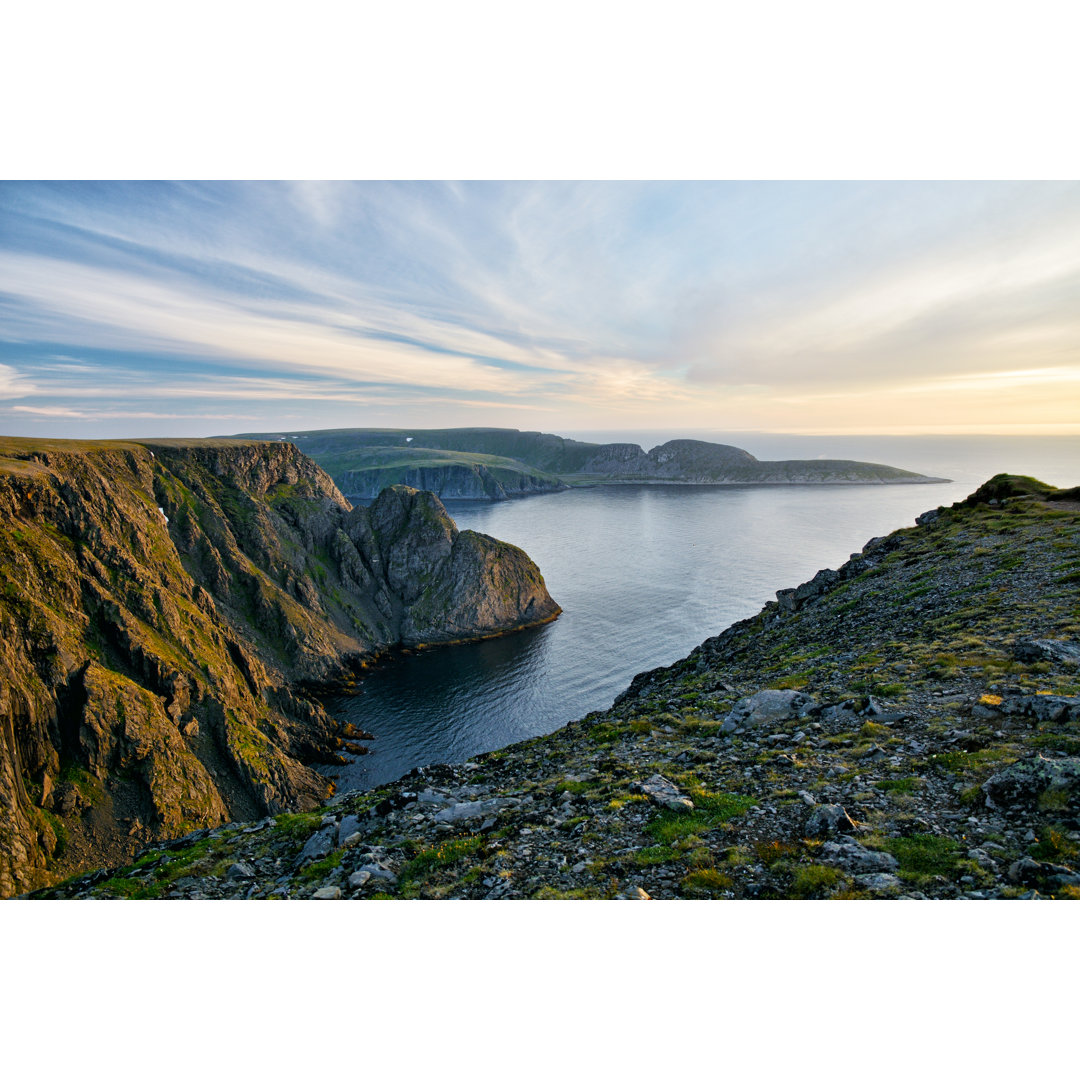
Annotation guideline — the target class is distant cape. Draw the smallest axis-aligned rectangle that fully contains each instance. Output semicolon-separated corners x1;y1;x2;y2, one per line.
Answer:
231;427;950;500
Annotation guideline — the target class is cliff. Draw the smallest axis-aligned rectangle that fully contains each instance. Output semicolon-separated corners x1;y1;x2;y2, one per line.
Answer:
0;437;559;897
335;455;567;502
233;427;946;492
36;474;1079;901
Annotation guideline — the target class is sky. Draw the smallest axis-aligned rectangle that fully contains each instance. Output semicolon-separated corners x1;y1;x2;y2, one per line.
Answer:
2;179;1079;439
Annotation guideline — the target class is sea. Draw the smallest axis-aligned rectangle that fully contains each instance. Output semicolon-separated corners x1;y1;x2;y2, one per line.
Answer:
325;433;1079;791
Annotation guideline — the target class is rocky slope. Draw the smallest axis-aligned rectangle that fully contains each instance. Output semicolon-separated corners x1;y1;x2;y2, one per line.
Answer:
234;427;945;491
0;438;559;897
32;474;1080;901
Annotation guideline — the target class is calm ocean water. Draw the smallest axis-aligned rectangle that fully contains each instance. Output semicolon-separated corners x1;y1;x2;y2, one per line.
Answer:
326;435;1079;791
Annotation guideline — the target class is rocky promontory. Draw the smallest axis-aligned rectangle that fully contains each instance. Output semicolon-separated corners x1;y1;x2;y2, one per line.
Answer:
32;474;1080;901
0;437;559;897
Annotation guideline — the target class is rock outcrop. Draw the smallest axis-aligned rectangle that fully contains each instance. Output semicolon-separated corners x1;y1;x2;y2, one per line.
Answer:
0;437;559;896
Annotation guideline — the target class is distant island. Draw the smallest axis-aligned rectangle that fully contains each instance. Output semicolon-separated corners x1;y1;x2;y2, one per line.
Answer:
231;427;949;501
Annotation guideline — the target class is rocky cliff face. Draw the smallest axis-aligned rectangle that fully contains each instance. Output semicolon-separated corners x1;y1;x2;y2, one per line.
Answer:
339;462;567;502
0;438;559;896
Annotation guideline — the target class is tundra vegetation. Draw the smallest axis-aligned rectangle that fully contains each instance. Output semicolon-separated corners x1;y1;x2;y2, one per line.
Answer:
36;474;1080;900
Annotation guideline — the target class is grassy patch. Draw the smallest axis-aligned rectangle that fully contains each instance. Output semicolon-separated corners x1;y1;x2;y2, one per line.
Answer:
680;868;735;896
755;839;800;867
1030;827;1078;862
788;864;844;899
874;776;919;793
399;835;484;884
533;885;607;899
644;791;755;844
633;844;679;866
884;833;960;878
296;849;344;884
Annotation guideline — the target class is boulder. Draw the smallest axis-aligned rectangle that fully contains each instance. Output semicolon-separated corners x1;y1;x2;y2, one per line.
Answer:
726;690;812;729
819;838;898;873
1013;639;1080;666
629;774;694;813
856;873;902;893
297;826;336;864
347;870;372;890
805;804;859;838
982;755;1080;807
336;814;362;847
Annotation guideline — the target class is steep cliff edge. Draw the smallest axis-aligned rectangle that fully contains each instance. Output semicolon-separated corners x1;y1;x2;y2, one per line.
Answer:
0;438;559;896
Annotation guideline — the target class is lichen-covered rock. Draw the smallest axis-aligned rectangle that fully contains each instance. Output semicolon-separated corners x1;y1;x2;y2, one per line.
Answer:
630;774;694;812
727;689;812;729
982;755;1080;807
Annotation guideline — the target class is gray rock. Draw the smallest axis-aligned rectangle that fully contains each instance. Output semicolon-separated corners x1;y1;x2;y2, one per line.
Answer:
616;886;651;900
629;774;694;812
967;848;998;872
1013;639;1080;666
820;838;898;872
727;689;812;729
347;870;372;890
805;804;859;838
982;755;1080;807
336;815;362;847
432;797;515;823
225;862;256;880
856;873;902;893
998;694;1080;723
1007;857;1043;885
312;886;342;899
776;567;841;613
358;862;398;884
297;826;336;863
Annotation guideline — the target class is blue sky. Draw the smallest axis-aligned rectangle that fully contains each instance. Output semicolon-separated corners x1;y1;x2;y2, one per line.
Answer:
2;180;1079;438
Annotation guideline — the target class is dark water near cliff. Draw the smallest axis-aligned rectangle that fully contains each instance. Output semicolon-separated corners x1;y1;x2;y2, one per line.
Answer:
327;435;1078;791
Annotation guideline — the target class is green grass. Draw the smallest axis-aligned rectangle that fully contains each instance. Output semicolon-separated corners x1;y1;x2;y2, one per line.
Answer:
296;850;344;884
874;777;919;793
883;833;960;877
788;864;844;898
633;844;679;866
398;835;484;884
680;868;735;896
645;791;755;844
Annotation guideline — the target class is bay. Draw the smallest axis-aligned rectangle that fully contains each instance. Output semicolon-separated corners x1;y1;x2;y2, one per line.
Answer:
326;434;1078;791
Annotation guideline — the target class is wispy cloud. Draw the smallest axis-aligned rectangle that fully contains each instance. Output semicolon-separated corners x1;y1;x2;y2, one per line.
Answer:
2;180;1079;436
